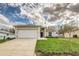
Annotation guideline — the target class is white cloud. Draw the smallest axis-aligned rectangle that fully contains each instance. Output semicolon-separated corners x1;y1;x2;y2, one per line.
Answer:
10;21;26;25
0;14;9;24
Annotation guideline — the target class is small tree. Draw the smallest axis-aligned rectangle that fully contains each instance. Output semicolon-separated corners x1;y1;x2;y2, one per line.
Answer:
58;26;65;36
58;24;74;38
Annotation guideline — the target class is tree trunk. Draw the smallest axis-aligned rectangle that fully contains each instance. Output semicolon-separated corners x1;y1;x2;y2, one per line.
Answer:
68;32;71;40
63;33;64;38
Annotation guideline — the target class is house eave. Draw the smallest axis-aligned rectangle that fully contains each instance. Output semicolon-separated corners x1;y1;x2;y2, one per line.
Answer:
13;24;41;28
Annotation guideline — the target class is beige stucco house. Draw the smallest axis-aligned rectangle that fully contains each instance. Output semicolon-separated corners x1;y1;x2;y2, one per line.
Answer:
14;24;53;40
64;29;79;38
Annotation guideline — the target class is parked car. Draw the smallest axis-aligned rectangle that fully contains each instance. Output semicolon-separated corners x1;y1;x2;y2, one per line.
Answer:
0;33;6;40
6;35;16;40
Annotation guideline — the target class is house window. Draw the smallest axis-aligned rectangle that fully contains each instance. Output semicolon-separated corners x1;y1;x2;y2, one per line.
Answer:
73;35;78;38
41;28;44;31
49;32;52;37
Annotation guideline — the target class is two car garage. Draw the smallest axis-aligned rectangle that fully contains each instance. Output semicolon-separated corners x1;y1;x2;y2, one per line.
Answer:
14;25;40;39
18;30;37;39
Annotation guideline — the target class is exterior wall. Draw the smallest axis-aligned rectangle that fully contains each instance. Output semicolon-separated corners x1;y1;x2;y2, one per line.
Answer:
40;27;47;38
46;32;55;37
44;28;47;37
38;27;47;40
64;30;79;38
15;26;40;39
64;33;70;38
46;28;53;37
37;27;40;39
15;29;18;39
46;31;49;37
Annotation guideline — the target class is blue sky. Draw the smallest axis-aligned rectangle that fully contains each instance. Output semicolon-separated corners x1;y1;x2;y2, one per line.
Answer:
0;3;37;25
0;3;74;27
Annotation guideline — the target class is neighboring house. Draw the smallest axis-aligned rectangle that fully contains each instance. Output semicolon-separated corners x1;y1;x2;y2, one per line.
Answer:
0;29;15;39
0;30;9;39
64;29;79;38
0;18;15;39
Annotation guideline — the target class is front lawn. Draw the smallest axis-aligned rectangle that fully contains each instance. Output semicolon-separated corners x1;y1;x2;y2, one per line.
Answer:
35;38;79;56
0;39;12;43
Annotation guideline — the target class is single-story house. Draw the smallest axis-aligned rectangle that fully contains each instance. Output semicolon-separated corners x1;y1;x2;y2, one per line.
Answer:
64;29;79;38
14;24;53;39
14;25;40;39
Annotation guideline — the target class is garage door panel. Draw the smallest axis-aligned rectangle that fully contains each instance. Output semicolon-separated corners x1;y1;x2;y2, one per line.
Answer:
18;30;37;39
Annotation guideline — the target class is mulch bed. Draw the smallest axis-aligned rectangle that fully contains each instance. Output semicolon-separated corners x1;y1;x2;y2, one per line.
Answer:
35;51;79;56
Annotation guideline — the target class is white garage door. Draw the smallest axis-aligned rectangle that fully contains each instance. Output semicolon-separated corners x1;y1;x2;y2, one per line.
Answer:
18;30;38;39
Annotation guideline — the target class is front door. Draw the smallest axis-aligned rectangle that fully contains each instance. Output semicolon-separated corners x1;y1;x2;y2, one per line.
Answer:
40;32;44;37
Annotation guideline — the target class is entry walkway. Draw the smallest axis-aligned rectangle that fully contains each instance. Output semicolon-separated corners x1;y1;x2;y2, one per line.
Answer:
0;39;37;56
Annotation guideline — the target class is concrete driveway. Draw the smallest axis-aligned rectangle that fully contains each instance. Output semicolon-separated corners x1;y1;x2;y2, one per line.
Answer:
0;39;37;56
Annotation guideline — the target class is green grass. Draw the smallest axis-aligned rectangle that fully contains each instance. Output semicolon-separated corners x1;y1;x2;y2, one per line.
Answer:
35;38;79;55
0;39;11;43
0;39;6;43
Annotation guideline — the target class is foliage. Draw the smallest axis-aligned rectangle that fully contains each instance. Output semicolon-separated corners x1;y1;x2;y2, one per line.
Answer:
58;24;74;35
0;39;10;43
35;38;79;56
